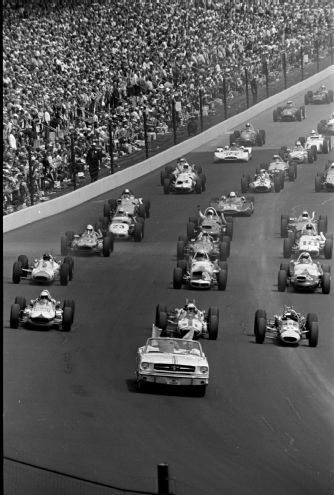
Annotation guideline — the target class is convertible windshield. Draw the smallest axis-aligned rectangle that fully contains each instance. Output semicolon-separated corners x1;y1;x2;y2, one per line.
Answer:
145;338;202;355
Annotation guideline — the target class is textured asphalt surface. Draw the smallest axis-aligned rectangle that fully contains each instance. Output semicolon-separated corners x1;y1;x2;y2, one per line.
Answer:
3;75;334;495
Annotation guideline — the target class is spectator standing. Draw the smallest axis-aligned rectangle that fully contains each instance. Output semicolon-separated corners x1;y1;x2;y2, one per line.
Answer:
86;142;102;183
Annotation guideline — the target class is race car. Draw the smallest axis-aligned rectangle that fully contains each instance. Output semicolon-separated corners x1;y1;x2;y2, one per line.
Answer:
229;122;265;147
254;306;318;347
155;300;219;340
100;206;145;241
187;206;234;242
210;191;254;217
317;113;334;135
299;130;331;154
136;336;209;395
61;224;114;256
12;253;74;286
9;290;75;332
280;211;327;238
286;140;317;163
103;188;150;219
173;250;228;291
315;162;334;192
213;144;252;163
283;224;332;259
161;159;206;194
278;252;331;294
273;100;305;122
304;85;334;105
176;230;230;262
265;154;297;182
241;168;282;193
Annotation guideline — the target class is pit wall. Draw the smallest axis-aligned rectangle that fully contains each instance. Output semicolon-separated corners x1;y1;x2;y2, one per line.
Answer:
4;66;333;232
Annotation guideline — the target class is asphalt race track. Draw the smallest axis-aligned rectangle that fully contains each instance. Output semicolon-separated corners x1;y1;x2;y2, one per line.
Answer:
3;75;334;495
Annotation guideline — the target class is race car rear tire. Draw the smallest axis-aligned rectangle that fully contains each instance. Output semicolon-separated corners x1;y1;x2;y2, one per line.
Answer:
280;261;290;273
199;173;206;190
288;165;296;181
155;304;168;327
194;165;202;174
254;314;266;344
219;242;229;261
177;241;185;260
160;169;166;185
163;178;170;194
281;215;289;237
283;238;293;258
62;307;73;332
133;223;143;242
307;150;314;163
12;262;22;284
64;256;74;280
241;175;249;194
308;322;319;347
306;313;318;329
311;145;317;161
278;270;287;292
195;179;203;194
188;216;198;226
226;218;233;240
321;273;331;294
274;175;281;192
315;175;322;192
318;217;327;234
187;222;195;239
217;269;227;291
273;109;278;122
208;306;219;320
103;200;110;218
329;90;334;102
102;236;112;256
222;236;231;257
143;199;150;218
10;304;20;329
137;204;146;218
14;296;26;310
18;255;29;270
323;140;329;154
208;315;218;340
177;259;187;274
60;263;69;285
61;236;68;256
178;235;188;243
324;238;333;259
157;311;168;332
64;299;75;322
173;267;183;289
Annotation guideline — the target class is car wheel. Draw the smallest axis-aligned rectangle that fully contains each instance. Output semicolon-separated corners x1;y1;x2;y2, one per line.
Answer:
133;223;143;242
62;307;73;332
315;175;322;192
14;296;26;309
60;263;69;285
158;311;168;331
283;238;293;258
217;269;227;290
321;273;331;294
155;304;168;327
173;267;183;289
308;322;319;347
281;215;289;237
226;218;233;240
208;315;218;340
143;199;150;218
103;200;110;218
187;222;195;239
61;236;68;256
288;165;296;181
18;255;28;270
177;241;185;260
274;175;281;192
219;241;229;261
163;178;170;194
254;311;266;343
278;269;287;292
63;256;74;280
10;304;20;329
324;238;333;259
12;261;22;284
63;299;75;322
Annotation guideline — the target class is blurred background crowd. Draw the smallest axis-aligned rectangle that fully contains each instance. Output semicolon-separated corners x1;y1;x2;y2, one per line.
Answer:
3;0;334;214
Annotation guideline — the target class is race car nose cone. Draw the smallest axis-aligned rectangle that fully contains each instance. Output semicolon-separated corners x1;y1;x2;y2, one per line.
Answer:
281;330;300;345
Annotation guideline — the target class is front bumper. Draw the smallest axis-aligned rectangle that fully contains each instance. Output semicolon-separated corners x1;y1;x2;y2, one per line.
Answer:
137;373;209;386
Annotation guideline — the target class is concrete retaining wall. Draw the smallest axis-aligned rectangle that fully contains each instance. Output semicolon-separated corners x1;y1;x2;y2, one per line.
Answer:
4;66;333;232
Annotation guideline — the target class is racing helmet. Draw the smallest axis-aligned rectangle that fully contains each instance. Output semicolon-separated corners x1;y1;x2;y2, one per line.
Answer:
300;252;311;262
305;223;313;231
260;169;266;174
186;303;196;313
43;253;51;261
206;208;214;217
86;224;94;233
311;129;316;135
229;191;236;198
117;209;125;215
285;310;298;322
273;154;280;161
40;290;51;301
178;157;187;165
122;188;131;198
231;142;236;147
321;85;326;90
287;100;293;106
301;211;309;219
224;145;229;150
195;250;206;260
245;122;251;128
296;140;301;146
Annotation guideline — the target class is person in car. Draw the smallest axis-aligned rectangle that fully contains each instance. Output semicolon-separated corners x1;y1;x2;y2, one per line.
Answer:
228;191;237;200
84;224;102;237
294;140;304;151
197;231;213;242
298;210;314;222
299;252;312;264
30;289;59;307
121;188;134;200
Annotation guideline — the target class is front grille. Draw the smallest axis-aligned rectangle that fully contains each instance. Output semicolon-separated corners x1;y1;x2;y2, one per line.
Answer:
154;364;195;372
31;317;52;323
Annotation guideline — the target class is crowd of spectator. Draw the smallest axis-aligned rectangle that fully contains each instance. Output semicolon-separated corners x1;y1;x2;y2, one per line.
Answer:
3;0;334;214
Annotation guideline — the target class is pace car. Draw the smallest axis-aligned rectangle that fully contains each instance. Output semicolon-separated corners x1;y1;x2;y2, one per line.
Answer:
61;224;114;256
136;336;209;395
304;85;334;105
301;130;331;154
173;250;228;291
12;253;74;286
103;188;150;219
315;162;334;192
254;306;318;347
273;100;305;122
286;140;317;163
283;224;332;259
213;144;252;163
317;113;334;135
278;252;331;294
155;300;219;340
229;122;265;147
241;169;282;193
210;191;254;216
9;290;75;332
176;231;229;262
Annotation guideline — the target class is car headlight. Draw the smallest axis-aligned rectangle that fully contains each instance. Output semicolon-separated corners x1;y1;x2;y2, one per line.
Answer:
199;366;208;373
140;362;150;370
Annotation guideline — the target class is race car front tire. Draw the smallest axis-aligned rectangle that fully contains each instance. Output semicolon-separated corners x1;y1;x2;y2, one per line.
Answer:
217;269;227;291
12;262;22;284
283;238;293;258
278;270;287;292
173;267;183;289
10;304;20;329
62;307;73;332
177;241;185;260
15;296;26;310
280;215;289;237
208;315;218;340
133;223;143;242
324;238;333;259
254;312;266;344
163;178;170;194
308;322;319;347
60;263;69;285
321;273;331;294
63;299;75;322
18;255;29;270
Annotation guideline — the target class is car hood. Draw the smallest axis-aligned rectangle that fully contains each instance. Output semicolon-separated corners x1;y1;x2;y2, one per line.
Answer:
30;302;56;318
140;352;207;366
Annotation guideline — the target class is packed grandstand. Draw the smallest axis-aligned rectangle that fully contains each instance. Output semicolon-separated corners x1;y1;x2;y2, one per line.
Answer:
3;0;334;214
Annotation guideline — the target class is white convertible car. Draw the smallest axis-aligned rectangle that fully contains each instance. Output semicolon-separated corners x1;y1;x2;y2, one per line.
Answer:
136;337;209;395
213;145;252;163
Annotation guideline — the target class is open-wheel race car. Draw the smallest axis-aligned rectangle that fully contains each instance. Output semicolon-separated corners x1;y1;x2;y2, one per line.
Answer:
173;250;228;291
176;230;230;263
304;85;333;105
161;158;206;194
61;224;114;256
273;100;305;122
317;113;334;136
213;144;252;163
266;154;297;182
241;168;282;193
210;191;254;217
283;228;333;260
315;162;334;192
187;206;233;242
229;122;265;147
96;202;145;242
300;130;331;154
254;306;318;347
286;140;317;163
9;290;75;332
12;252;74;286
136;335;209;395
278;252;331;294
155;300;219;340
280;211;327;238
103;188;150;219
